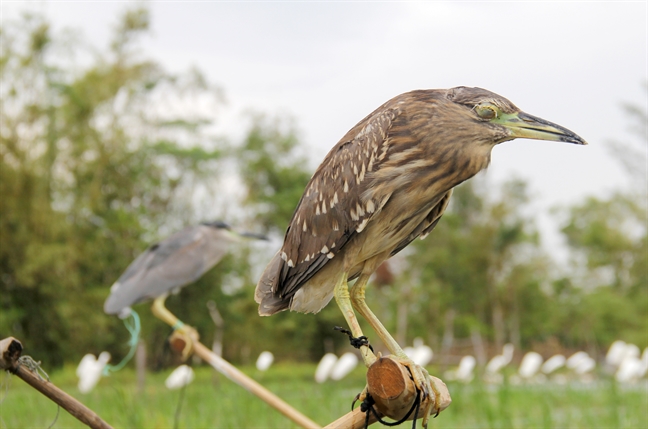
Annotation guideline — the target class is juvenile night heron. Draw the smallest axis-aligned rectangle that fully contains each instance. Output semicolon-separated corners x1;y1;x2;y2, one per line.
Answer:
105;221;266;356
255;87;586;425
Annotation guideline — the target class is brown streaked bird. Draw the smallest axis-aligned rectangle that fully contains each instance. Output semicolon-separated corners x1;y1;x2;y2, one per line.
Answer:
255;86;586;426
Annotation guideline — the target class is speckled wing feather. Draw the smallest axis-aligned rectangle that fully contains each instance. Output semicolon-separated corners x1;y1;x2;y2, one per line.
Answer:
272;106;402;300
388;190;453;257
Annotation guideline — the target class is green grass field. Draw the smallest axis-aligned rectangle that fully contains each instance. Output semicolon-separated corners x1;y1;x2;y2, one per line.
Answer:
1;362;646;428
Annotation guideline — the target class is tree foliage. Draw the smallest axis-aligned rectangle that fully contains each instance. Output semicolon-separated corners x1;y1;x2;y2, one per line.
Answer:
237;114;312;234
556;86;647;347
0;9;224;365
1;8;645;369
392;178;550;352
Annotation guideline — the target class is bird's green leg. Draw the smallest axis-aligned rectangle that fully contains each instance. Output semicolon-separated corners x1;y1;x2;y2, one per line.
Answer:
350;272;447;428
151;294;198;361
333;271;377;368
348;273;404;355
151;294;180;327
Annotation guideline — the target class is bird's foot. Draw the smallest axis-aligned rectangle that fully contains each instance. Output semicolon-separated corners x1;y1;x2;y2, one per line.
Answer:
169;325;200;361
391;356;451;428
351;385;369;411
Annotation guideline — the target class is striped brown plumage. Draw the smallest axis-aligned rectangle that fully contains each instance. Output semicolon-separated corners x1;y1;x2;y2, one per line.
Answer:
255;86;585;316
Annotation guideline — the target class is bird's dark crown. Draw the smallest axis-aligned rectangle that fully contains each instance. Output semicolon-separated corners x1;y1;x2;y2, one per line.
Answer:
201;220;231;230
446;86;520;114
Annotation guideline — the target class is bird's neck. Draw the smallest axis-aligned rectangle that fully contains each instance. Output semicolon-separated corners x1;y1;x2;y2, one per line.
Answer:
418;138;493;191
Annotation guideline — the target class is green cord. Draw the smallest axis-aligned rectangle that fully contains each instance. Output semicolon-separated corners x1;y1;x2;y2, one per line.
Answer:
103;310;141;376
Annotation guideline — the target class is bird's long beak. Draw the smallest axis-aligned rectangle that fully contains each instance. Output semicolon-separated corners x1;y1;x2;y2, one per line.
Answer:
237;231;270;241
496;112;587;145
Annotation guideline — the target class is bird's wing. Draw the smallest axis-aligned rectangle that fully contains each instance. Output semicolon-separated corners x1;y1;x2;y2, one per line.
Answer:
141;231;213;290
115;226;199;285
273;107;401;298
105;226;212;314
389;189;453;257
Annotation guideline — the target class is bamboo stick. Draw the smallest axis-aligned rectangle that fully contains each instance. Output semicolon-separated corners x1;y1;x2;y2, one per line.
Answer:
323;407;379;429
167;330;321;429
0;337;114;429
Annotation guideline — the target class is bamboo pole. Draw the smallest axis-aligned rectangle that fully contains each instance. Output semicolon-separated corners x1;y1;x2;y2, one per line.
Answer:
166;327;321;429
323;407;379;429
193;341;321;428
0;337;114;429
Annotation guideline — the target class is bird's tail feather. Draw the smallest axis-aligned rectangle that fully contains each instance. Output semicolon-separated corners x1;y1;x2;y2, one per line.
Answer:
255;251;291;315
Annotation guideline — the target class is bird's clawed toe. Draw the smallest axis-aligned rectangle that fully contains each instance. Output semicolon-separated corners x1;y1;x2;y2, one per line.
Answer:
392;357;451;428
426;375;451;423
351;385;369;411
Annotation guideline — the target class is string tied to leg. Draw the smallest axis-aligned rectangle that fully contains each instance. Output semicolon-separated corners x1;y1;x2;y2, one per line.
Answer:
103;310;141;375
333;326;374;353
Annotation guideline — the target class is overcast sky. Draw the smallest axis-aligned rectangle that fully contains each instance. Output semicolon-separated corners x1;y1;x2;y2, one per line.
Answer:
3;1;647;251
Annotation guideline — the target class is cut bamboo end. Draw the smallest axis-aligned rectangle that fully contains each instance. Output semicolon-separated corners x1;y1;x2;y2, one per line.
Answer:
366;356;419;422
0;337;23;370
366;356;451;424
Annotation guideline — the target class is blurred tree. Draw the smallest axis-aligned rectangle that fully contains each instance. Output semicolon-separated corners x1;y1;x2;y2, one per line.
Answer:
0;9;224;366
562;194;644;292
557;85;647;348
378;177;550;353
0;7;341;368
233;114;353;361
2;7;645;369
237;114;312;234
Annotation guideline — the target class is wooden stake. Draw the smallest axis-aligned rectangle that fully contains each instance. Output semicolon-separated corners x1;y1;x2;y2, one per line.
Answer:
324;356;451;428
0;337;114;429
366;356;419;421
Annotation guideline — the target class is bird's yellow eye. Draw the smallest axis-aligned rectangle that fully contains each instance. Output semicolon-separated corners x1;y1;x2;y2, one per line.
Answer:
475;104;498;120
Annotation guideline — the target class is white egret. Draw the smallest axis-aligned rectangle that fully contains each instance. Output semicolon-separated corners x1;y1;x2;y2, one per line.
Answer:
77;352;111;393
329;352;358;381
165;364;195;390
256;351;274;372
314;353;339;383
